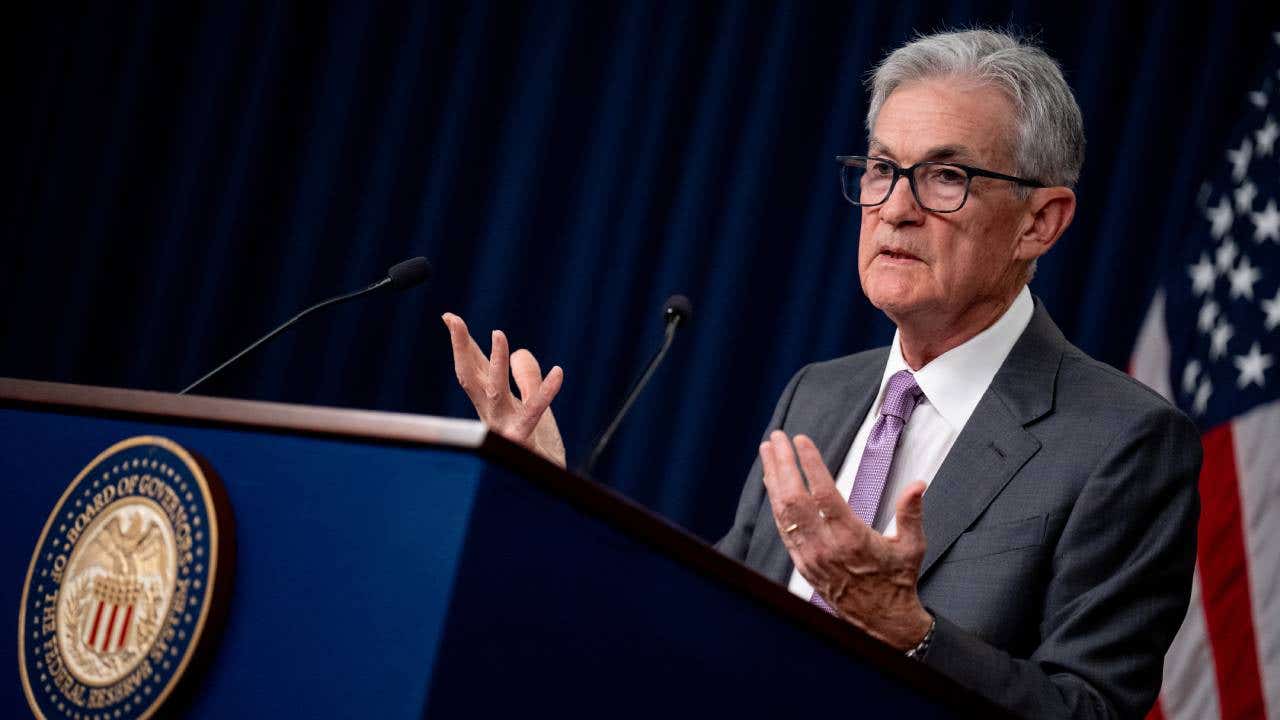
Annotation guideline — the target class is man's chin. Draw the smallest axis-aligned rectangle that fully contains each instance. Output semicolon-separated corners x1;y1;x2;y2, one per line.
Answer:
863;280;928;316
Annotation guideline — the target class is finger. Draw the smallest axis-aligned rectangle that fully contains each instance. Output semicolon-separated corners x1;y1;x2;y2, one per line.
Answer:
768;431;808;497
537;365;564;407
794;435;840;504
517;365;564;436
758;442;798;527
758;441;780;496
442;313;488;364
442;313;491;401
892;480;928;557
510;348;544;401
487;330;511;401
763;432;822;539
792;434;850;545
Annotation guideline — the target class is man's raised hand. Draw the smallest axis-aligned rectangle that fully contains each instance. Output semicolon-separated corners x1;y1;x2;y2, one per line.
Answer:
442;313;566;468
759;431;932;651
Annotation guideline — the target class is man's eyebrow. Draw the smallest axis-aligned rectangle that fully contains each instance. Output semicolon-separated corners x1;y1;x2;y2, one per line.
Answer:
866;139;978;164
922;144;976;163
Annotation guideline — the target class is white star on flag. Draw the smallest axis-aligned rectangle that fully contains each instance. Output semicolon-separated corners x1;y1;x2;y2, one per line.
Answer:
1249;90;1268;109
1189;253;1217;295
1228;255;1262;300
1256;116;1279;156
1207;197;1234;239
1252;199;1280;243
1193;376;1212;414
1263;288;1280;331
1228;137;1254;181
1210;319;1235;359
1235;181;1258;212
1215;237;1239;271
1233;341;1274;388
1182;359;1202;394
1198;299;1220;332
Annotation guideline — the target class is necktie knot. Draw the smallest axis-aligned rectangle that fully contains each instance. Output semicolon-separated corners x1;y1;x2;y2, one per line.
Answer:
880;370;923;423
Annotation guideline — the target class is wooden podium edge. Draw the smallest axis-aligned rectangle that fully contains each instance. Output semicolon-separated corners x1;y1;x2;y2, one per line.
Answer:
1;377;1015;718
0;377;486;448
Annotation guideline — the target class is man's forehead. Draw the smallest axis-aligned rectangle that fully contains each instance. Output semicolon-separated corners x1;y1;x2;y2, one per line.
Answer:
867;80;1016;166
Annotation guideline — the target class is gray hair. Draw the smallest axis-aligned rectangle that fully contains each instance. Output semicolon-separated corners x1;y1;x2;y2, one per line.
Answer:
865;29;1085;190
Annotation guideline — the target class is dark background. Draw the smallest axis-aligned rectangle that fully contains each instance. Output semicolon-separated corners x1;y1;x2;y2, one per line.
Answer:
3;0;1277;541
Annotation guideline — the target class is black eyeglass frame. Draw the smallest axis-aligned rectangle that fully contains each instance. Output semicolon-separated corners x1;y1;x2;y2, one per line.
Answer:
836;154;1046;213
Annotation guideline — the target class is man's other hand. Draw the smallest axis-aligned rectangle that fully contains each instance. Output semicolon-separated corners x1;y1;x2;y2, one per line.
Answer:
442;313;566;468
760;431;932;651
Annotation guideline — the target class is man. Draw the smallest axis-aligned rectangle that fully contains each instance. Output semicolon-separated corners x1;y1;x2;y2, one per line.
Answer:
442;30;1200;720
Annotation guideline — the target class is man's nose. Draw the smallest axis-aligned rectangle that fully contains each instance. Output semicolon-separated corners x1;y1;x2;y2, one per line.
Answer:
878;174;925;226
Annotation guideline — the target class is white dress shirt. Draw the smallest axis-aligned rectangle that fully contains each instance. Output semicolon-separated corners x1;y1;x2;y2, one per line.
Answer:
787;286;1034;600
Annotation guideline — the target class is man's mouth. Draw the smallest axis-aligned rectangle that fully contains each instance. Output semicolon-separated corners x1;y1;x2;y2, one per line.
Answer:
879;248;923;262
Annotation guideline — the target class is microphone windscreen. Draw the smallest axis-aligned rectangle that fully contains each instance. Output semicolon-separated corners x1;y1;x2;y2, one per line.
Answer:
663;294;693;324
387;256;433;290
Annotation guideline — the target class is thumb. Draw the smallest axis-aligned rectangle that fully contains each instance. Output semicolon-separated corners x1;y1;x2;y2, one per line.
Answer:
893;481;928;556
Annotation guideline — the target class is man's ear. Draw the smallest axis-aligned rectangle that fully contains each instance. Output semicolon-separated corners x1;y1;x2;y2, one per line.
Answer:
1015;187;1076;262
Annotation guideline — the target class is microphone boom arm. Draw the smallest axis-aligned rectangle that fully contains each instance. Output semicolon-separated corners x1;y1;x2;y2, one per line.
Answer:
579;315;683;477
177;277;391;395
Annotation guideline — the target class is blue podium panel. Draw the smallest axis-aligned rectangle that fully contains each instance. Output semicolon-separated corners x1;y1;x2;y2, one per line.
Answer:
1;407;480;718
426;467;955;718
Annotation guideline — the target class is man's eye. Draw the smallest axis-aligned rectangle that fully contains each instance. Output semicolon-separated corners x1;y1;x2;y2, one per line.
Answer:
869;161;894;176
929;167;965;184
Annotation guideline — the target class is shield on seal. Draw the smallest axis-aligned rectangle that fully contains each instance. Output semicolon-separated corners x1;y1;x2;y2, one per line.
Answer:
80;574;143;655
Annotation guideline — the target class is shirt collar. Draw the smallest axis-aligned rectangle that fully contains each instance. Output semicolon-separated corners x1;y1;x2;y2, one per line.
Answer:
876;286;1034;432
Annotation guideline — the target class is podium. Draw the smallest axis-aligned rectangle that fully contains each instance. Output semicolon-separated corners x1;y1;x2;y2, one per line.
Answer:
1;378;1004;718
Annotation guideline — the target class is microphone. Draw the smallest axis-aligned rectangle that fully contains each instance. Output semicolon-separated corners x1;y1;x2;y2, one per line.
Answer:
580;294;693;477
178;256;433;395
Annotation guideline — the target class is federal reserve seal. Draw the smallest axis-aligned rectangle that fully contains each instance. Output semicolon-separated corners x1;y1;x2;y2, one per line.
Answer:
18;436;233;720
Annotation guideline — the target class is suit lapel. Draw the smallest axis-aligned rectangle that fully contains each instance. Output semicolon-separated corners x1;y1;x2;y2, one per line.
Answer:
918;301;1065;579
917;393;1043;577
816;360;884;477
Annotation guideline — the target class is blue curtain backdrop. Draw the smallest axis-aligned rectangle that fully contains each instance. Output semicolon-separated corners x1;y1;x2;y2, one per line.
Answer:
4;1;1278;541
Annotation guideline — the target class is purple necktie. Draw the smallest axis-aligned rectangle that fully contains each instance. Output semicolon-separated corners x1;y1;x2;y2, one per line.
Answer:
811;369;923;613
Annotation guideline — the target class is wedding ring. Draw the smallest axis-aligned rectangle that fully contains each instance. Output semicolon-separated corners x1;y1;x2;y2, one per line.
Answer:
783;522;800;534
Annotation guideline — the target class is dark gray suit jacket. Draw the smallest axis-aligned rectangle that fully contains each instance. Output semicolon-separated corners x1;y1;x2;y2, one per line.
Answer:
717;301;1201;720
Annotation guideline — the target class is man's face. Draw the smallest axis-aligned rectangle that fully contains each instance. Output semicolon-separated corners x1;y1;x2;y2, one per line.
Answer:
858;78;1031;325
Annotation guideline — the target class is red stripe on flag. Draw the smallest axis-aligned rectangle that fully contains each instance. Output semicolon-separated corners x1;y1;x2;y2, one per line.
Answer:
100;605;118;654
88;601;105;649
1197;423;1267;719
117;605;133;651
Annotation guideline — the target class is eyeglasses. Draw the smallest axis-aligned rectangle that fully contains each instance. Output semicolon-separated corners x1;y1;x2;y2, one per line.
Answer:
836;155;1045;213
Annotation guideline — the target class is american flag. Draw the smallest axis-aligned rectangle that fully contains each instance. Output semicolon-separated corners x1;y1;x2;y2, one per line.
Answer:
1131;31;1280;720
